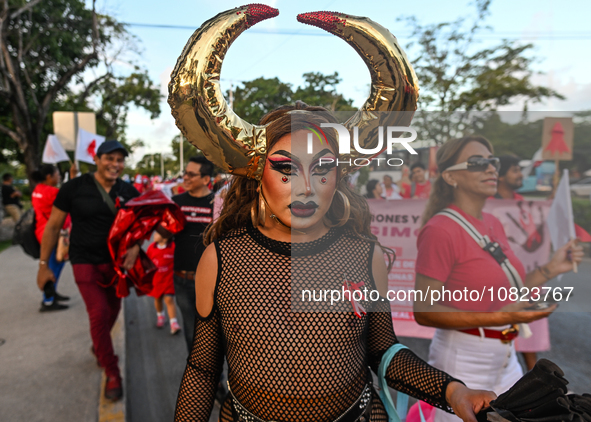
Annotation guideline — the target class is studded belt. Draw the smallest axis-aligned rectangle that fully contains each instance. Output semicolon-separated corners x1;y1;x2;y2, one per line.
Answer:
229;383;373;422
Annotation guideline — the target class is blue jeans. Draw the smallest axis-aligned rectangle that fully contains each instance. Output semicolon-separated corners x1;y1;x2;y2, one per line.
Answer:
173;274;197;352
43;249;65;304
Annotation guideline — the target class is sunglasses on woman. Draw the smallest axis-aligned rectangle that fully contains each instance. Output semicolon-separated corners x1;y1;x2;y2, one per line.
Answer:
444;156;500;172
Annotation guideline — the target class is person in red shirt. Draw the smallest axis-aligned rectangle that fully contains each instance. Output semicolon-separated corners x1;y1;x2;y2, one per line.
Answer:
146;232;180;334
399;164;412;198
31;164;71;312
402;162;432;199
133;174;144;194
413;136;582;421
494;155;524;200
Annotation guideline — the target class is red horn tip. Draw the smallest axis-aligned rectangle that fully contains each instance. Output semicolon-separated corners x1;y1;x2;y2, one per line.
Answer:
297;11;346;34
244;4;279;27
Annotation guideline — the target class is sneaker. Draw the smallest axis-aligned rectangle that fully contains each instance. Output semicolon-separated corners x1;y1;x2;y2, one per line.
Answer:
104;375;123;401
156;314;166;328
170;320;181;335
39;301;68;312
54;292;70;302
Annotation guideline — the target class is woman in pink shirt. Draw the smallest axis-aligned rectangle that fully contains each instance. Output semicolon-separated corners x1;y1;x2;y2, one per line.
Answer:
32;164;70;312
413;136;582;422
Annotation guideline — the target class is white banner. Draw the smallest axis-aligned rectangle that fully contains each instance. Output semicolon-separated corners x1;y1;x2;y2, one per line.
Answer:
42;135;70;164
547;169;576;251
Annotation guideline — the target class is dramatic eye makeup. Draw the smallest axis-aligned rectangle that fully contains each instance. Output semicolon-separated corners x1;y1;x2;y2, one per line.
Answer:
268;149;336;178
310;149;336;176
268;158;297;175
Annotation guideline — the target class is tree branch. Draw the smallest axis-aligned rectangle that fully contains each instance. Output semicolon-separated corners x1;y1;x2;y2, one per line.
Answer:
0;122;21;144
9;0;43;20
40;51;97;114
39;5;99;123
17;26;40;110
76;71;112;106
1;40;31;127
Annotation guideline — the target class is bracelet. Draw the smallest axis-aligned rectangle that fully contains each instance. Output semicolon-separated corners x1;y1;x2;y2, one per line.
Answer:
39;260;48;266
538;265;552;280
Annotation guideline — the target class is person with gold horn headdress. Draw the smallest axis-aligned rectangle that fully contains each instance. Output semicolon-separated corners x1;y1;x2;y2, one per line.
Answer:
169;5;495;422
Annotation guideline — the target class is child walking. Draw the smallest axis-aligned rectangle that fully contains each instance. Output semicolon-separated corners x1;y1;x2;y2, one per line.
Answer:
147;232;181;335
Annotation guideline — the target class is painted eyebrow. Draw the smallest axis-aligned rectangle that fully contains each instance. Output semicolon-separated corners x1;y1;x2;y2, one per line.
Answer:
271;150;300;165
311;148;334;163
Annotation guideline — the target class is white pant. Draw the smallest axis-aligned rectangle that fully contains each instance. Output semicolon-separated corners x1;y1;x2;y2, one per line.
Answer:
428;328;523;422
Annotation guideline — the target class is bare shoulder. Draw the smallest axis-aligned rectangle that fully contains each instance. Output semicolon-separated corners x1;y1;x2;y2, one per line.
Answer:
195;243;218;318
371;243;389;297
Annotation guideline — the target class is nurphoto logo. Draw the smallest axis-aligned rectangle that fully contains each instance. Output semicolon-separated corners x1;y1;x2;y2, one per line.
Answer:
307;123;418;167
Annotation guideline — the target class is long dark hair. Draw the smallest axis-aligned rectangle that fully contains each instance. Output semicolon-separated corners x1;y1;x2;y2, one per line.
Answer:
31;164;57;184
204;101;395;268
364;180;380;199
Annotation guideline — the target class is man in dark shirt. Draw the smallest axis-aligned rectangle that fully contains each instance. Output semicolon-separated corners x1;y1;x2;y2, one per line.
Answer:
36;141;140;402
2;173;23;222
494;155;524;200
170;156;215;350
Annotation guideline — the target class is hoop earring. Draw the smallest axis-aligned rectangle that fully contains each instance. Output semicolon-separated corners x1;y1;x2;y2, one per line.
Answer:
324;190;351;228
250;192;267;227
258;193;266;226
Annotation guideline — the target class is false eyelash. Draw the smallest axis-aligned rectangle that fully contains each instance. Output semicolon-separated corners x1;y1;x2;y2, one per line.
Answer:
312;161;337;174
317;161;337;170
269;160;297;174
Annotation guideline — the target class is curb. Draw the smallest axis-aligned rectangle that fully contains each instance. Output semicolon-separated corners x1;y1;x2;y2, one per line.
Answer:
98;300;127;422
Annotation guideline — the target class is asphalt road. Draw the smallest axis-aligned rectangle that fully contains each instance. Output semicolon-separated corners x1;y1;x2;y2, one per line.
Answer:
0;245;101;421
125;292;221;422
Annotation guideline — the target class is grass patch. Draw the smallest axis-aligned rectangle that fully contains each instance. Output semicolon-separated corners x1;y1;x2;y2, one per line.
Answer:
0;239;13;254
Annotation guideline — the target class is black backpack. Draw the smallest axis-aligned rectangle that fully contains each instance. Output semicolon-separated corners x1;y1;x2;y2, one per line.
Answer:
12;208;40;259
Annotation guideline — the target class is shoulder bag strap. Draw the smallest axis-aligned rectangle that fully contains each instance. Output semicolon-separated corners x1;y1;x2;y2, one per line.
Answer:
436;208;532;338
437;208;524;289
92;174;117;216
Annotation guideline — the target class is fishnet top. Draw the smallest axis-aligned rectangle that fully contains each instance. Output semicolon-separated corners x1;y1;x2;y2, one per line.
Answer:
175;224;460;422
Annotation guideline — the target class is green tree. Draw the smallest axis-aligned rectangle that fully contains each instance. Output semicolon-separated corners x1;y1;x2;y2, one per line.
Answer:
475;111;591;174
228;72;356;126
293;72;356;112
170;134;200;174
400;0;564;144
230;77;292;124
65;70;161;146
0;0;160;183
135;152;178;177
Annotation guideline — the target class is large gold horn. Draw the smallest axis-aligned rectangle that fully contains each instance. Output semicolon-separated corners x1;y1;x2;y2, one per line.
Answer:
168;4;279;180
297;12;419;175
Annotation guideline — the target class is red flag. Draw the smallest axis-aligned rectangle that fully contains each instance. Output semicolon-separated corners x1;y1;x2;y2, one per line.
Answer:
575;224;591;242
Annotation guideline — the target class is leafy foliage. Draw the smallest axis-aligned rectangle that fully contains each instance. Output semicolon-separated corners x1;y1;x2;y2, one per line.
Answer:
230;77;293;124
229;72;355;125
400;0;564;144
0;0;160;183
292;72;356;112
